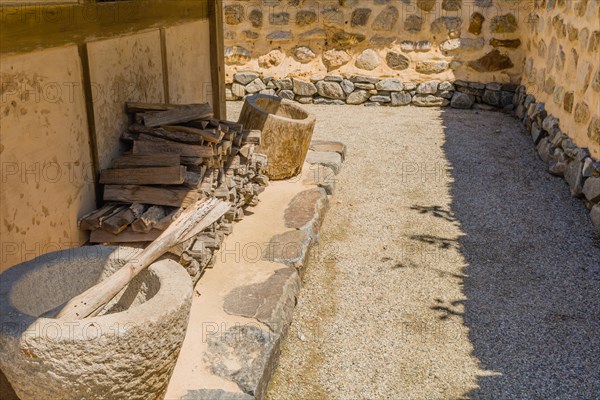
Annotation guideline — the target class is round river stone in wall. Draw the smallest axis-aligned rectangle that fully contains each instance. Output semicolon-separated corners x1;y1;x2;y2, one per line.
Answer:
355;49;380;70
315;81;345;100
372;6;399;31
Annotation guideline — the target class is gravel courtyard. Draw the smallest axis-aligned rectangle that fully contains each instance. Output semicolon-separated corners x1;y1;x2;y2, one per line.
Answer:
228;102;600;399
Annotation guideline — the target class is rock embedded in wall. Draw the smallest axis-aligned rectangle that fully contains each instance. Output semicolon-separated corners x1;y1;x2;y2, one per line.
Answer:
315;81;346;100
416;60;450;74
430;17;463;40
440;38;484;52
404;15;424;32
468;50;514;72
355;49;380;70
258;50;285;68
468;12;485;35
351;8;372;27
249;9;263;28
296;10;316;27
490;14;518;33
330;31;366;48
417;0;436;12
292;79;317;96
225;46;250;65
266;31;293;41
224;4;244;25
385;51;409;70
293;47;316;63
372;6;399;31
322;49;351;71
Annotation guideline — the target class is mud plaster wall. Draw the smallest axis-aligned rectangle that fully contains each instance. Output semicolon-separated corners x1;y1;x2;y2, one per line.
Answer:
223;0;529;83
0;46;96;273
521;0;600;158
0;20;213;273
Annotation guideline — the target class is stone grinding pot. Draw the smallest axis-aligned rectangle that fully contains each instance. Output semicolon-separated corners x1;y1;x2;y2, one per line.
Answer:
238;94;316;180
0;246;193;400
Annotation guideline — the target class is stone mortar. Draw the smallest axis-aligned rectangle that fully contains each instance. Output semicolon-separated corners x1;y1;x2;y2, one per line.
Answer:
0;245;193;400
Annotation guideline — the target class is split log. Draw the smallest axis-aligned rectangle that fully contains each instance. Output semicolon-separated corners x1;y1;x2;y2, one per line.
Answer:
101;203;146;234
132;140;214;158
143;103;213;127
99;166;186;185
237;94;315;180
78;204;123;230
111;153;180;168
131;206;167;233
162;125;223;144
104;185;199;208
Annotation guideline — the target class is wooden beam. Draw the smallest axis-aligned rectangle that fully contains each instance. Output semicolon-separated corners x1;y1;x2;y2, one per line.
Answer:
208;0;226;119
0;1;209;55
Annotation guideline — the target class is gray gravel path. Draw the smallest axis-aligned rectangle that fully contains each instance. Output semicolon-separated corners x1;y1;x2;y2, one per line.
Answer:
227;102;600;400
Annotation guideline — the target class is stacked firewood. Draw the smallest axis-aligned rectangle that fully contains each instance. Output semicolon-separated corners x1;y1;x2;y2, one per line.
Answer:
79;102;268;281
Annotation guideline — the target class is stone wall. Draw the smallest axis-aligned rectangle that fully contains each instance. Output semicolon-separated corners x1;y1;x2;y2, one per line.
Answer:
521;0;600;159
224;0;599;155
224;0;528;84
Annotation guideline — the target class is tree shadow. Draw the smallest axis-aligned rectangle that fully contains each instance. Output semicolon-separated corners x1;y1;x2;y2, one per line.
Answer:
440;107;600;398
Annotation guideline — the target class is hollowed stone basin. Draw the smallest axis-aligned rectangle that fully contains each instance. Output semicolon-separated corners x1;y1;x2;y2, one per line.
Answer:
238;94;316;180
0;246;192;400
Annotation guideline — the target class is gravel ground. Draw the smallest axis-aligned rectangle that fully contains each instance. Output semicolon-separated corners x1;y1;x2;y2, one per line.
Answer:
227;102;600;399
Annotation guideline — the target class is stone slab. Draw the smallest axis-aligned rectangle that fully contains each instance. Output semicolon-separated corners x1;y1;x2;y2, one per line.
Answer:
304;151;343;174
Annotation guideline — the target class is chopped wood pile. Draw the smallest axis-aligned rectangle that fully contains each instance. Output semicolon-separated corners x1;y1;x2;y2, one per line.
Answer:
79;102;268;282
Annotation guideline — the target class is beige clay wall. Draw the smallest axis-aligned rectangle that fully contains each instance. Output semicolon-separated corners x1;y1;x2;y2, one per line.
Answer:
0;20;213;272
521;0;600;158
224;0;530;83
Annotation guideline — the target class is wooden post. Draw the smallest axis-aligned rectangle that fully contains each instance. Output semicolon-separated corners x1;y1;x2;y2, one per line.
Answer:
209;0;226;120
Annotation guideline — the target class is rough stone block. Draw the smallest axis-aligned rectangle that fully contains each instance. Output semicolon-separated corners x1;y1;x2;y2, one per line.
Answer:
391;92;412;106
583;177;600;202
450;92;474;109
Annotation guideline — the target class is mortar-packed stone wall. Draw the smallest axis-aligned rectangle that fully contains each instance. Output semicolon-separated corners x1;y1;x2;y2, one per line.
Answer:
224;0;528;86
521;0;600;159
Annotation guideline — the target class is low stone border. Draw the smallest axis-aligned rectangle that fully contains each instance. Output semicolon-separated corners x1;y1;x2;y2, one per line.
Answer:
227;72;518;111
514;87;600;232
166;144;346;400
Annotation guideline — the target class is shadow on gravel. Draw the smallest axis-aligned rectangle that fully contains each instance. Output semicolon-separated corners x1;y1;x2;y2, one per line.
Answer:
440;108;600;399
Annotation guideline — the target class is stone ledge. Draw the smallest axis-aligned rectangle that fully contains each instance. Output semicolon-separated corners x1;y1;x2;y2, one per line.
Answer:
165;149;346;400
514;86;600;233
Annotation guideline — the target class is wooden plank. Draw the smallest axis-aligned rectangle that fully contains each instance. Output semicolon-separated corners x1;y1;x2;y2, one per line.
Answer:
99;166;186;185
132;140;215;158
111;153;180;168
143;103;213;127
78;204;122;231
129;123;205;144
104;185;199;208
90;228;162;243
162;125;223;143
